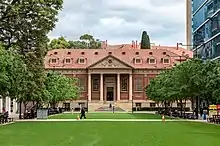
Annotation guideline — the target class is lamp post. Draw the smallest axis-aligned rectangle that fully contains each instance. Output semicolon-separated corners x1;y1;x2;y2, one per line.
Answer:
131;95;134;113
177;42;200;58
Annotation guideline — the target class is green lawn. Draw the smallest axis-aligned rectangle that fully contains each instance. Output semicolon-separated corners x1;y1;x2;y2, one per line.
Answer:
49;113;170;119
0;121;220;146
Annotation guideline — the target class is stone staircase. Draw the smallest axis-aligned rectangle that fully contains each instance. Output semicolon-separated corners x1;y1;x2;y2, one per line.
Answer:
88;101;131;112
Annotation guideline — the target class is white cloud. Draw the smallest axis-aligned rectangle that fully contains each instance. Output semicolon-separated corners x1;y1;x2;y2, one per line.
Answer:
49;0;186;46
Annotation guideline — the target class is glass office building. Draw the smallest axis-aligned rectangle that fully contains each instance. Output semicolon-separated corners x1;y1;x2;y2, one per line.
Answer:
192;0;220;60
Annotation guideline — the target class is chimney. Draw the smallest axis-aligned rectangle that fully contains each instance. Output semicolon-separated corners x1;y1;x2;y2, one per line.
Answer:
106;40;107;48
133;40;135;49
136;40;138;49
131;40;134;48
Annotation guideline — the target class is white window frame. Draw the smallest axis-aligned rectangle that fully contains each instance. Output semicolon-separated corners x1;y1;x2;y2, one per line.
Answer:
65;58;72;64
78;57;86;64
149;57;156;64
135;58;142;64
163;58;170;64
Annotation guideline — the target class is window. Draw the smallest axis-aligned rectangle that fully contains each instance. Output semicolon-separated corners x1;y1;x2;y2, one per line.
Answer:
135;58;142;64
121;76;128;91
51;58;57;63
92;78;99;91
65;58;71;64
148;57;156;64
79;58;85;64
163;58;170;64
150;103;156;108
78;78;85;91
135;77;143;91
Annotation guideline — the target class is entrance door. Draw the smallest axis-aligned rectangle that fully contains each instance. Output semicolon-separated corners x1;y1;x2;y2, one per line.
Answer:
106;87;114;101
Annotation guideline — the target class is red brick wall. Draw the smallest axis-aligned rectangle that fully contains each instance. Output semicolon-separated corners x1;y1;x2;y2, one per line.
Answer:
132;74;145;100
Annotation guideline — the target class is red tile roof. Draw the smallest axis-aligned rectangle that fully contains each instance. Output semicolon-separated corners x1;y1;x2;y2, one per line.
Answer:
45;44;192;69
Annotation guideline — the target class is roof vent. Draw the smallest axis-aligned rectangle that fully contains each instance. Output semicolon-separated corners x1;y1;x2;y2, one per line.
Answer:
108;52;112;55
149;52;153;55
122;52;126;55
95;52;98;55
135;52;139;55
54;52;58;55
67;52;71;55
81;52;85;55
163;52;166;55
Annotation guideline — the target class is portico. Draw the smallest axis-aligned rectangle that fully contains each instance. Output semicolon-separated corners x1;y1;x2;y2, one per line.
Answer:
87;72;133;102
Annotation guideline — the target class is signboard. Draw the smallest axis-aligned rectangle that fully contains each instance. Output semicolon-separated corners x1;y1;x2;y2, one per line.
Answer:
209;105;217;117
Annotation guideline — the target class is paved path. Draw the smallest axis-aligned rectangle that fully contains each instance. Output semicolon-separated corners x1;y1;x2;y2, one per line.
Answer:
16;119;207;122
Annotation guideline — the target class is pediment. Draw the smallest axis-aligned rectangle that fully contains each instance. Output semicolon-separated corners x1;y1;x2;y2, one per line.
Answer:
88;56;132;69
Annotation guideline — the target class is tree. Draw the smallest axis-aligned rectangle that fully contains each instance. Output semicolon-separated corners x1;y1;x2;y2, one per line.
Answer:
0;0;63;118
140;31;151;49
48;34;102;50
49;36;70;50
146;58;212;118
44;71;79;108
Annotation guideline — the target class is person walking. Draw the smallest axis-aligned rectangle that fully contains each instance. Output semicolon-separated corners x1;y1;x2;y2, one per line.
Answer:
80;107;86;119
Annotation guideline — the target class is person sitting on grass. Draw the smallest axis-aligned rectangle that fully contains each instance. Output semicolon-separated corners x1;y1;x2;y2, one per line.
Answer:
80;107;86;119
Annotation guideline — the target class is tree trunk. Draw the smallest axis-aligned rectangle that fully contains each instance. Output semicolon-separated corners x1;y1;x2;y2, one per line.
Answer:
196;96;199;119
19;101;22;119
180;99;183;117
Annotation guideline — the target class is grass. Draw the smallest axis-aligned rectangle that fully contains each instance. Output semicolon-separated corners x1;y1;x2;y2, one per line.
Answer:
0;121;220;146
49;113;171;119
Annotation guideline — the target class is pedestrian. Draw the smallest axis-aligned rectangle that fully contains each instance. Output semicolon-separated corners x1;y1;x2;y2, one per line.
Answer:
80;107;86;119
71;108;74;114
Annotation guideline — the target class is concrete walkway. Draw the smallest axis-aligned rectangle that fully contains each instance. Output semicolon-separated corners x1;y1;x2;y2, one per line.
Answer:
16;119;207;122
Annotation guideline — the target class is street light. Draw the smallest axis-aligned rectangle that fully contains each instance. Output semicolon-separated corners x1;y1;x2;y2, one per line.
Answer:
177;42;201;58
132;95;134;113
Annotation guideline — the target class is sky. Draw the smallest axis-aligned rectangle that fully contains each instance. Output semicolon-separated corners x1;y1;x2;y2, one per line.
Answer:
48;0;186;46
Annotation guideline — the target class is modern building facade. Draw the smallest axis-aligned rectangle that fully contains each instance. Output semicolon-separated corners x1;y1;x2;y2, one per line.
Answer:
191;0;220;60
45;43;193;111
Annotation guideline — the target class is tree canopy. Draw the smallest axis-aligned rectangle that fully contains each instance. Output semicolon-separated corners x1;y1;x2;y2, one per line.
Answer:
146;58;220;116
48;34;101;50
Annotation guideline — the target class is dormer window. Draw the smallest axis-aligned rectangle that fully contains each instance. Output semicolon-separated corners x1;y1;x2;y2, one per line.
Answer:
65;58;71;64
135;58;142;64
51;58;57;63
147;57;156;64
78;58;86;64
163;58;170;64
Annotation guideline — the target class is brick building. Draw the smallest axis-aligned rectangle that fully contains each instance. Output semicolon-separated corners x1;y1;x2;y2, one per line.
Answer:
45;42;193;111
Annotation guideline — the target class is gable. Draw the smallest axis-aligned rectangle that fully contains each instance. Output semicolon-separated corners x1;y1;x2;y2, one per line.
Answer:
88;56;133;69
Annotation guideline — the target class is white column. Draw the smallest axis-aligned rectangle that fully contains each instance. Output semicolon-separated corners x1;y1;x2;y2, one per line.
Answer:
117;74;120;101
0;98;2;113
5;97;11;114
13;99;17;114
100;74;103;101
129;74;133;101
88;73;91;101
